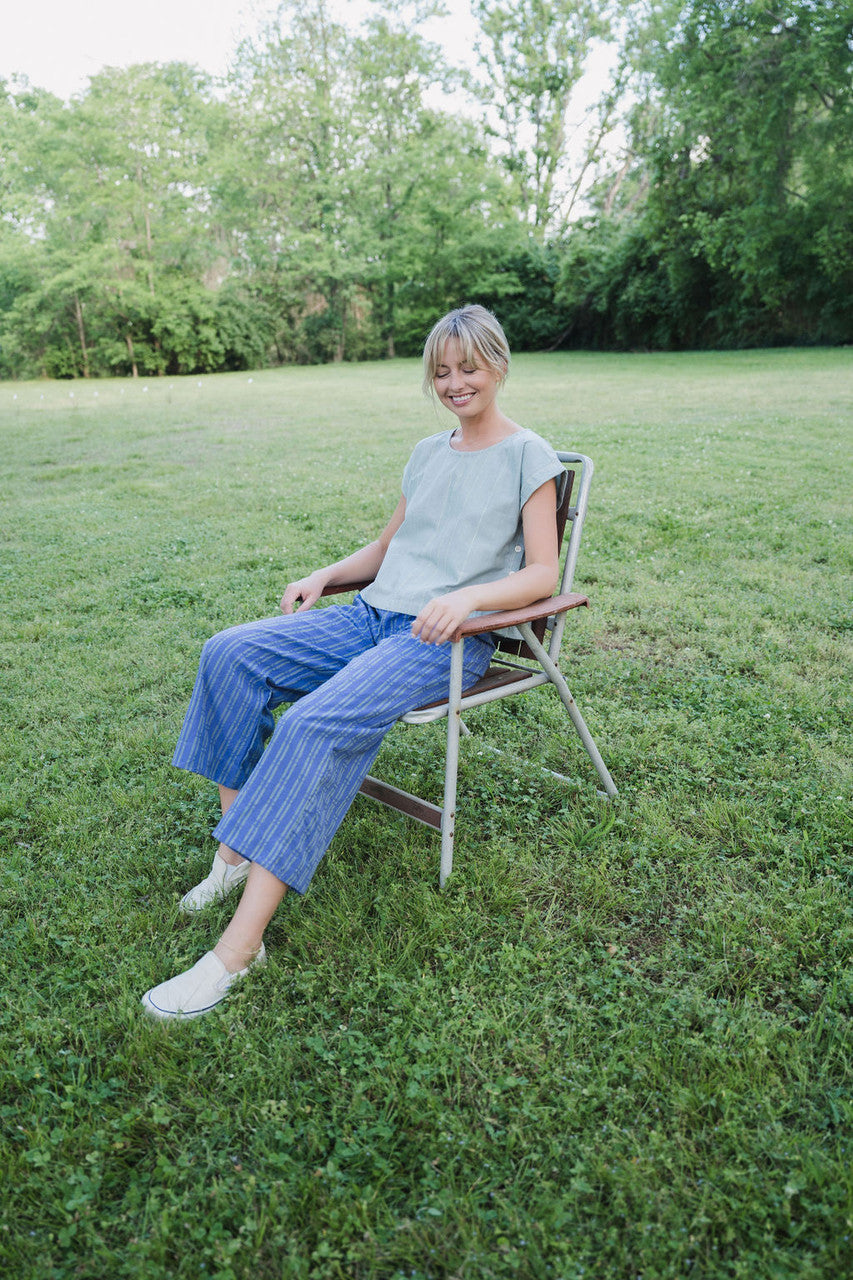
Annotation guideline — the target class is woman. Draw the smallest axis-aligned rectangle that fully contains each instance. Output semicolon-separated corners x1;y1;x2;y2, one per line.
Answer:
142;304;563;1020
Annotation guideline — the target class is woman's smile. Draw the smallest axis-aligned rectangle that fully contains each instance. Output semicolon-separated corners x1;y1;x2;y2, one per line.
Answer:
433;338;501;421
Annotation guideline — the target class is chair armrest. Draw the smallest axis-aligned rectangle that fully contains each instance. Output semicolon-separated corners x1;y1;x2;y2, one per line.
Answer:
455;592;589;640
315;582;588;642
318;580;375;598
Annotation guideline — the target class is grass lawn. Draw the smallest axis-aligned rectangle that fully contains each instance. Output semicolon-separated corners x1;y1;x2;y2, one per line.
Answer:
0;349;851;1279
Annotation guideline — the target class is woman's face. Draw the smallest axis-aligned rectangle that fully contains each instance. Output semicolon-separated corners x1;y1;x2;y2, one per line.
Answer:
432;338;502;422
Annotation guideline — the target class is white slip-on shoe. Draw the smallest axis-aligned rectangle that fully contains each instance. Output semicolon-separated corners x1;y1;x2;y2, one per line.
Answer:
179;852;250;913
141;944;266;1021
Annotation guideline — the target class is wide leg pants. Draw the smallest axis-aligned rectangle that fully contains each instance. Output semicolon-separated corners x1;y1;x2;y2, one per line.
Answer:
172;596;494;893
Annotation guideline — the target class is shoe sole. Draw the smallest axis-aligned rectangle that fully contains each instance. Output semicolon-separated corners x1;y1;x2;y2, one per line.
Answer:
141;991;227;1020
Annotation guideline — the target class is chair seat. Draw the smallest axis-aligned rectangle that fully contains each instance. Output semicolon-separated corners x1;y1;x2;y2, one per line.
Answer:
404;661;535;711
401;663;551;725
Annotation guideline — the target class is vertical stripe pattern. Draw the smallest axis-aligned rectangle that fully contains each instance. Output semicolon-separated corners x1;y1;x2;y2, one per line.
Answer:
172;596;494;893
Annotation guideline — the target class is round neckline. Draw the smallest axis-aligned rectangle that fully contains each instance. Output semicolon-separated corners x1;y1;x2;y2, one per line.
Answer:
446;427;526;454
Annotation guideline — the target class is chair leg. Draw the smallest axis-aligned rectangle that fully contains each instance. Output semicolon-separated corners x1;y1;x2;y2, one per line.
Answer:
440;638;465;887
518;624;619;800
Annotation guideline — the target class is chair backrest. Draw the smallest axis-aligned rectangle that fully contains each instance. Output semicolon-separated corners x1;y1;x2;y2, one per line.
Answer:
494;451;593;662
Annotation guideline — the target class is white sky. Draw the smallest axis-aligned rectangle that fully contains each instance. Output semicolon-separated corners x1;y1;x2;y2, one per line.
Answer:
0;0;485;100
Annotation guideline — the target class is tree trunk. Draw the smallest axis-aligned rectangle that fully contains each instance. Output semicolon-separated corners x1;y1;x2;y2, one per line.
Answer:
384;271;395;359
126;333;138;378
74;295;90;378
333;288;345;362
139;164;156;298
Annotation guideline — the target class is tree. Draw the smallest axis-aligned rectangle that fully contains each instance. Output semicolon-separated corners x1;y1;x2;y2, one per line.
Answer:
649;0;853;333
472;0;615;236
0;65;237;377
557;0;853;347
346;9;519;356
221;1;366;362
222;0;518;361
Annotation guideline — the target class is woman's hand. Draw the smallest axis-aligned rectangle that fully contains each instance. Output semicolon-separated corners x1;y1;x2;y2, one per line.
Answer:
412;587;479;645
280;570;329;614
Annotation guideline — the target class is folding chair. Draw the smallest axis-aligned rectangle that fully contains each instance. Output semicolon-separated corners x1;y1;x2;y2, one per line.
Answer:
322;451;617;885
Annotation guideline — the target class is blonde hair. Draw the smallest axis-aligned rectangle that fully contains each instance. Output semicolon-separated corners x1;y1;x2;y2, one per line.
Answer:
422;305;510;396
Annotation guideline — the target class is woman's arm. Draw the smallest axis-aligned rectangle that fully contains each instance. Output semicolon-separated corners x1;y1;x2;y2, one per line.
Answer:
281;496;407;614
411;478;559;645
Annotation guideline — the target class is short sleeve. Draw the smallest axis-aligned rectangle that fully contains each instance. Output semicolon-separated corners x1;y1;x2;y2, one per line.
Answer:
519;437;565;507
401;434;439;500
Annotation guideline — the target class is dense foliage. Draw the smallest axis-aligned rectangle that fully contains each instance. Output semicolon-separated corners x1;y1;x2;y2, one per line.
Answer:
0;0;850;376
559;0;853;349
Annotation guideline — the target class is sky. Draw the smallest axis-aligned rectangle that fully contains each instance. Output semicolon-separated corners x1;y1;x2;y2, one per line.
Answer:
0;0;483;101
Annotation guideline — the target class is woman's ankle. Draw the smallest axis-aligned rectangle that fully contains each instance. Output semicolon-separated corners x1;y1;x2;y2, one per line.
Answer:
214;936;263;974
217;844;247;868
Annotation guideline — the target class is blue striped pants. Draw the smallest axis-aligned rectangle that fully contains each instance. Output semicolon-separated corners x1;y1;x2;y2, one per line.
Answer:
172;595;495;893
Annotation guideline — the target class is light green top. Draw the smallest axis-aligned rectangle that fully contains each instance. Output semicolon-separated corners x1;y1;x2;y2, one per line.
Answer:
361;428;565;619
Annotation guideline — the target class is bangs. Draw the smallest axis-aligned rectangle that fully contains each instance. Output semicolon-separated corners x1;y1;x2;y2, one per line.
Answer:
422;305;510;395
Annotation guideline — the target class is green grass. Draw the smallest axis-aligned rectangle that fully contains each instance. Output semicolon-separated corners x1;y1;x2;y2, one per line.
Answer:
1;350;851;1280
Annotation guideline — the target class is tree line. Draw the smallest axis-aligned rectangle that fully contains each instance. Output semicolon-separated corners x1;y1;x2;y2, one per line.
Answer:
1;0;850;379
